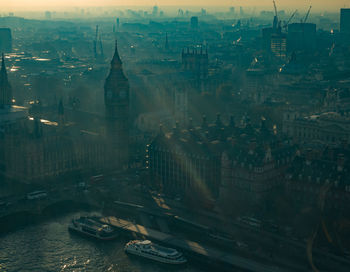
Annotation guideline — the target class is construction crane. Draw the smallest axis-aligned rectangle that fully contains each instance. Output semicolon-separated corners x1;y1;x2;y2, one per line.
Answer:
93;25;99;58
99;35;104;59
283;9;297;30
303;6;312;24
273;0;278;18
272;0;279;30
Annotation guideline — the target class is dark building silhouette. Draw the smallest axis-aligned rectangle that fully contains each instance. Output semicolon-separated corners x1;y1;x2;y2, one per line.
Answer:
0;40;132;183
148;115;295;210
262;27;275;51
286;148;350;212
221;119;295;209
190;16;199;29
104;40;130;168
270;32;287;60
0;28;12;53
0;54;12;108
262;13;286;60
340;8;350;34
287;23;316;52
182;47;208;90
147;115;226;200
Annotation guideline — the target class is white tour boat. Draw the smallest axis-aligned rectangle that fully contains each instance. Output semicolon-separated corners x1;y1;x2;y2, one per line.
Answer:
124;240;187;264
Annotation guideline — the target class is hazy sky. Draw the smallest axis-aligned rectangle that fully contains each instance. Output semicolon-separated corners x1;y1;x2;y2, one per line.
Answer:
2;0;349;10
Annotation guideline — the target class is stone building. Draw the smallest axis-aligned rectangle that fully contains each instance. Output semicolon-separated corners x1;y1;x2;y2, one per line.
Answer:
282;111;350;146
148;114;296;210
1;115;107;182
182;47;208;91
147;115;228;200
285;147;350;212
220;119;295;208
0;40;130;183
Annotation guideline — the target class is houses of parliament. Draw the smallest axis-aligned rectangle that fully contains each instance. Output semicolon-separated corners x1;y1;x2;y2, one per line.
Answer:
0;41;130;183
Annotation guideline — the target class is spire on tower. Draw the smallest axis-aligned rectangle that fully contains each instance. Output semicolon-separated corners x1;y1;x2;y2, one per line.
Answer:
104;37;129;108
93;25;98;59
111;39;122;67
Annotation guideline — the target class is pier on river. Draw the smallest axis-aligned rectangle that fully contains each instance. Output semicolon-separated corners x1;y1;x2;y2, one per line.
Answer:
100;216;288;272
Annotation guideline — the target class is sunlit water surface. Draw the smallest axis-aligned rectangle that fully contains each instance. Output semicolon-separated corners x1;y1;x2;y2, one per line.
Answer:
0;212;203;272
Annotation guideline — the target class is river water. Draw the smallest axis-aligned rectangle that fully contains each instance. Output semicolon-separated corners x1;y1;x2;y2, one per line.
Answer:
0;212;203;272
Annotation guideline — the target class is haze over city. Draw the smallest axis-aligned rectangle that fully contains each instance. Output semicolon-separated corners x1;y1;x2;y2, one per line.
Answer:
1;1;350;272
1;0;349;11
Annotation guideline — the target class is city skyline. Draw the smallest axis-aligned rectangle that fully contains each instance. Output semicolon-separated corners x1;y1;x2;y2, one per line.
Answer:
2;0;349;11
1;3;350;272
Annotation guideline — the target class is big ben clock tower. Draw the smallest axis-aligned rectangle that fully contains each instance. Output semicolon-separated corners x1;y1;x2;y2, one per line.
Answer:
104;40;129;168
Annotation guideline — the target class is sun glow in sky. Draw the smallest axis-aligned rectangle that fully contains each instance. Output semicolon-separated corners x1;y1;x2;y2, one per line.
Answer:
2;0;349;9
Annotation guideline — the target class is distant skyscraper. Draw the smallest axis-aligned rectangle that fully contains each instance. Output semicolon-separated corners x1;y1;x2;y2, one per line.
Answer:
45;11;52;20
190;16;199;29
271;33;287;61
0;28;12;53
0;54;12;108
116;18;120;29
152;5;158;16
287;23;316;52
104;40;129;168
240;7;244;16
340;8;350;34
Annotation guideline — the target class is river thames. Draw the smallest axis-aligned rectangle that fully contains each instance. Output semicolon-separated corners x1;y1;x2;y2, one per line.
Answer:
0;212;203;272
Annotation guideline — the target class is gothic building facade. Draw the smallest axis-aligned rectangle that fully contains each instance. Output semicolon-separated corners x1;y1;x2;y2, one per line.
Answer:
220;121;295;209
182;47;208;91
147;117;225;202
0;40;131;183
147;115;296;210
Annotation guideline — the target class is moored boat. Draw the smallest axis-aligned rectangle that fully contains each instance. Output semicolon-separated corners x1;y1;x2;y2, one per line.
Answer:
124;240;187;265
68;216;118;240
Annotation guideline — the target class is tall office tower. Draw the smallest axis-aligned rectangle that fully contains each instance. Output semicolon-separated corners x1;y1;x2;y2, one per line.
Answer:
104;40;130;169
0;54;12;108
271;33;287;61
240;7;244;16
190;16;199;29
340;8;350;34
287;23;316;52
152;5;158;16
0;28;12;53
